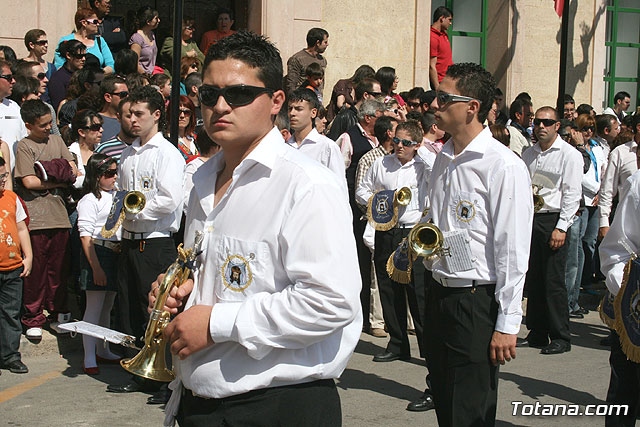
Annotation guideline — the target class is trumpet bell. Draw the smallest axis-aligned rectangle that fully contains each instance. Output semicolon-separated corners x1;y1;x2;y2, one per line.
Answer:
395;187;412;206
121;338;174;382
409;222;444;258
124;191;146;215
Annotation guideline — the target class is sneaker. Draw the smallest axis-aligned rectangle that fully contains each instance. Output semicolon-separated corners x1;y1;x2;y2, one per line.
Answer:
26;327;43;339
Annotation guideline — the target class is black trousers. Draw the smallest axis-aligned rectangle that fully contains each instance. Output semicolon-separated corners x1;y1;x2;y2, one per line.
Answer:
605;332;640;426
373;227;426;357
117;237;177;347
177;379;341;427
525;213;571;343
424;280;499;427
351;202;372;331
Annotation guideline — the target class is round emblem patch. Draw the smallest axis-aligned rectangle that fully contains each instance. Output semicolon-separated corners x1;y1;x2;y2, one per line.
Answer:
221;255;253;292
455;200;476;223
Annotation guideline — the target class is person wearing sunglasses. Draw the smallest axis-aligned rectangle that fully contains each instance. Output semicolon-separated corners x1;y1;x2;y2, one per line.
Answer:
161;16;205;68
54;8;114;75
49;39;86;112
420;63;533;426
149;31;359;426
167;95;199;163
97;75;128;142
521;107;583;357
76;153;123;376
356;120;432;363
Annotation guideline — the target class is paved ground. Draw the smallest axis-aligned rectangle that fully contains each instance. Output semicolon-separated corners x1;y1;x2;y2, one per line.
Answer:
0;302;615;426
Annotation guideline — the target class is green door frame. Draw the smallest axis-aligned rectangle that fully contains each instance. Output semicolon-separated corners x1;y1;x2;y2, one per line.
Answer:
444;0;488;66
604;1;640;108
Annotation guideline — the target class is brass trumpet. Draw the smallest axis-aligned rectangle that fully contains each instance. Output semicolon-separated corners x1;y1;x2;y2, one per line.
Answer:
408;221;447;259
124;190;146;214
532;185;544;213
121;233;203;382
395;187;412;206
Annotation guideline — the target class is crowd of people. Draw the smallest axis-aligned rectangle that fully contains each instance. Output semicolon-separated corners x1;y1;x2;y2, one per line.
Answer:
0;2;639;427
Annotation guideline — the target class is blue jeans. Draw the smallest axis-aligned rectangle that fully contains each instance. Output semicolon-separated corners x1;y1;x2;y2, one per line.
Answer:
565;209;587;312
0;266;24;364
581;206;599;286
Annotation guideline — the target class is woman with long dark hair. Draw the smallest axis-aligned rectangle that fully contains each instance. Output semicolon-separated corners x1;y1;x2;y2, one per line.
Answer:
77;153;122;374
129;6;160;74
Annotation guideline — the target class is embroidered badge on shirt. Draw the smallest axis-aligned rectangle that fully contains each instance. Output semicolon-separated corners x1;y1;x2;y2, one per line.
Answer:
221;254;254;292
454;199;476;223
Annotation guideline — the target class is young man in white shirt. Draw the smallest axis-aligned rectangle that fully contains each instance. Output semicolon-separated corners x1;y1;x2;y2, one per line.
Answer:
599;169;640;426
521;106;583;355
356;120;432;364
106;86;185;403
152;31;361;426
286;87;345;182
424;62;533;426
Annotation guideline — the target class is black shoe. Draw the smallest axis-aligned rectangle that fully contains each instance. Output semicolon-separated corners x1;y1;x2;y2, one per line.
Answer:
516;334;548;349
569;310;584;319
5;360;29;374
373;351;410;362
541;341;571;355
106;382;143;393
406;392;435;412
147;387;171;405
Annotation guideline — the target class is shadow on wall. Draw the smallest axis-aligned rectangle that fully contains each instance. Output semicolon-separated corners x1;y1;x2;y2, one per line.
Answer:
558;0;607;98
491;0;519;87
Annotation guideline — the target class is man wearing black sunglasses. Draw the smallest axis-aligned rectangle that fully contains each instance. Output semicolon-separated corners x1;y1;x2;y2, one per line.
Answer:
153;31;360;427
521;107;583;357
98;75;128;142
422;63;533;426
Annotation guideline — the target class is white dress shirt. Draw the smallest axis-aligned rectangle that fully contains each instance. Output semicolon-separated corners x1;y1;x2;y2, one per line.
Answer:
425;127;533;334
599;170;640;296
522;136;583;231
598;139;638;228
286;128;346;184
165;127;361;422
117;131;185;237
77;190;122;240
355;153;432;227
0;98;28;170
335;123;377;169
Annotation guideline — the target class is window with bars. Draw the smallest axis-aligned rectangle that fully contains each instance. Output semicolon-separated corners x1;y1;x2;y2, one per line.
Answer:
605;0;639;111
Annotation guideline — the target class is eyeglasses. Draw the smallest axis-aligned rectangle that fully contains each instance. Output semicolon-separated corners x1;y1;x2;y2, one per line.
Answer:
102;169;117;178
82;123;103;131
0;172;9;181
533;118;557;127
0;74;13;82
34;40;48;46
198;84;274;107
580;126;595;133
178;108;192;116
111;91;129;98
36;72;46;80
436;91;482;106
72;53;86;59
84;18;101;25
392;137;419;147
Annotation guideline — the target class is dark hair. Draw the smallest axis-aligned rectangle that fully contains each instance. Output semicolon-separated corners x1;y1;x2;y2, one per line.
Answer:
373;115;397;143
194;127;219;156
133;6;158;31
128;85;167;131
350;65;375;86
20;99;51;124
354;78;379;102
375;66;396;95
82;152;116;199
445;62;496;123
289;88;320;110
509;97;533;121
57;39;86;63
151;73;170;87
595;114;617;135
396;120;423;144
614;91;631;103
24;29;47;50
125;73;150;92
183;72;202;95
408;87;425;101
306;28;328;48
304;62;323;79
167;95;196;136
421;111;437;132
204;30;283;92
489;124;510;147
577;103;594;116
563;93;575;105
433;6;453;22
9;76;40;105
0;46;17;65
71;109;103;141
100;75;127;97
114;49;139;76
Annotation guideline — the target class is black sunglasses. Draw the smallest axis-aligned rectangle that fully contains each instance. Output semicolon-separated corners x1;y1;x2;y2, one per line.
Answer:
111;91;129;98
34;40;48;46
436;91;481;106
0;73;13;82
533;118;557;127
198;84;274;107
82;123;103;131
392;137;419;147
102;169;117;178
